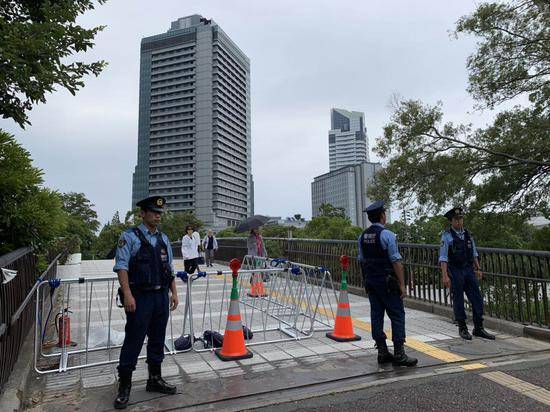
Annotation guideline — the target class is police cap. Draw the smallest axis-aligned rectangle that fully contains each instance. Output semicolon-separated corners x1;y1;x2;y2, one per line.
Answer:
364;200;386;216
444;207;464;221
136;196;166;213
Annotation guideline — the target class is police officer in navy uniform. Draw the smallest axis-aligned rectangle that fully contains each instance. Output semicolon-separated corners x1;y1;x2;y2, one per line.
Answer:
113;196;179;409
359;201;417;367
439;207;495;341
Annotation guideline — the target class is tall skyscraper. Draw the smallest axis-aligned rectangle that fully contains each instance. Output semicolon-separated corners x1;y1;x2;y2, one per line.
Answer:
328;108;368;171
132;15;252;230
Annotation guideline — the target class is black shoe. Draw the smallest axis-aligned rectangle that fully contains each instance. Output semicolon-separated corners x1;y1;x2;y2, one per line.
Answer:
375;340;394;364
113;372;132;409
457;320;472;340
146;363;177;395
473;327;496;340
392;343;418;367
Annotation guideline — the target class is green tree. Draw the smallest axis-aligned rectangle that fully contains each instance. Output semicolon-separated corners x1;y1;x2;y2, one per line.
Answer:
371;0;550;218
0;0;107;127
92;211;127;259
529;226;550;251
60;192;99;257
216;227;237;238
303;216;362;240
159;211;203;242
0;130;67;253
318;203;347;218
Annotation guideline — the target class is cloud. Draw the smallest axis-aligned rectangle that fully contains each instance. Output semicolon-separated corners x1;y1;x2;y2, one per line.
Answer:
1;0;490;224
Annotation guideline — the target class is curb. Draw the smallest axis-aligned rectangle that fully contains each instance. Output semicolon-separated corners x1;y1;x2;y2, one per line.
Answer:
403;298;550;342
0;329;34;411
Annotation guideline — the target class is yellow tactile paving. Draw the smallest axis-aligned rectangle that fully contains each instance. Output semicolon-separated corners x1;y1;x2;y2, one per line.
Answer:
460;363;488;370
269;289;468;363
481;371;550;406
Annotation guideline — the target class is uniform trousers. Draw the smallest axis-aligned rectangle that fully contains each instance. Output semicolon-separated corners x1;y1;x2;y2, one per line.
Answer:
448;265;484;326
118;288;169;373
366;282;406;345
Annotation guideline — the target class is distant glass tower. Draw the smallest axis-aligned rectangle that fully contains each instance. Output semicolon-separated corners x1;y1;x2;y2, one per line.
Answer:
328;108;368;171
132;15;252;229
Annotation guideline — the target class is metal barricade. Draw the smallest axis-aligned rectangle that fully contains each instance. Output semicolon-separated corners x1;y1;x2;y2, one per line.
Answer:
33;275;192;375
185;256;338;353
33;257;339;373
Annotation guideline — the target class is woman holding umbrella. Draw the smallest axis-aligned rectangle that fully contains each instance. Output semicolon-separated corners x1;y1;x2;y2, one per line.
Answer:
247;227;267;259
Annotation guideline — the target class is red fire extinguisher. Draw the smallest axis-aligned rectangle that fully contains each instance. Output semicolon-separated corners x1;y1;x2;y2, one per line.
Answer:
55;308;72;347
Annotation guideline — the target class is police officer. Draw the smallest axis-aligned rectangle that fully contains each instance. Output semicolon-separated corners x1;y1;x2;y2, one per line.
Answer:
359;201;417;367
113;196;179;409
439;207;495;341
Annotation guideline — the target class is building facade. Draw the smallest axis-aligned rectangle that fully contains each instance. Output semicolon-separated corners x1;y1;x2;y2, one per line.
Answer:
132;15;252;230
311;162;383;227
329;108;368;171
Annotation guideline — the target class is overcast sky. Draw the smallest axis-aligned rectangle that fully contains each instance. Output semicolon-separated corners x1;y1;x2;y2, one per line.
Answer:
1;0;494;225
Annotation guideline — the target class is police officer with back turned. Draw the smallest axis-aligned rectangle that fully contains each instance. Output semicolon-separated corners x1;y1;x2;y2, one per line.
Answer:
439;207;495;341
113;196;179;409
359;201;417;367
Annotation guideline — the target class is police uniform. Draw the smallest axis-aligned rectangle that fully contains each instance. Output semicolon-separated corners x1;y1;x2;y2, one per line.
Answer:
439;207;495;341
359;201;417;367
113;196;177;409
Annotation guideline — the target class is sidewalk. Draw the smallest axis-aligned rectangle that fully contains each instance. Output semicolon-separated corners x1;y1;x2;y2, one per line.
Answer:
23;259;550;411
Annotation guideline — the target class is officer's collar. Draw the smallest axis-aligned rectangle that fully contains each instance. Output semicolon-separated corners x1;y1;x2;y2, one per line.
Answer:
371;223;385;228
139;223;159;236
451;227;464;235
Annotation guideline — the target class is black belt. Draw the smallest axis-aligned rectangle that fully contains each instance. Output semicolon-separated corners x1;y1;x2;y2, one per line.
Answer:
130;284;166;292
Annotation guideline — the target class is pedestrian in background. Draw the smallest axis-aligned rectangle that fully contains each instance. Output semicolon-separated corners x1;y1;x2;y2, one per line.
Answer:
247;227;267;258
181;225;200;274
202;229;218;267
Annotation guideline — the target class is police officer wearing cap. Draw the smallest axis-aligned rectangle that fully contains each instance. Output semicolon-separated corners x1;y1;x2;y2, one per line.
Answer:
358;200;417;367
439;207;495;341
113;196;179;409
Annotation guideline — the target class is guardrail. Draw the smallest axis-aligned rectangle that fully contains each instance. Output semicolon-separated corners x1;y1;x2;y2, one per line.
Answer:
0;248;64;394
210;237;550;329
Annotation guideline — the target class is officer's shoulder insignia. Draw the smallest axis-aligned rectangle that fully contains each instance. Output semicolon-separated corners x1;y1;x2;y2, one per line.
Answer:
118;238;127;248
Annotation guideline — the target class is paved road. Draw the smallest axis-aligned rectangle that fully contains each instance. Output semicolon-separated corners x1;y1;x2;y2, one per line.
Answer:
249;353;550;412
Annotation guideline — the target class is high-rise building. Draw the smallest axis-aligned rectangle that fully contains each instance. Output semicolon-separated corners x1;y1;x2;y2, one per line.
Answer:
311;162;384;227
132;15;252;230
328;108;368;171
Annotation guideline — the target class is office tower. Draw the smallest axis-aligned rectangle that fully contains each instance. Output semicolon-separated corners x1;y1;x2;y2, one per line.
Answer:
132;15;252;230
329;108;368;171
311;162;383;227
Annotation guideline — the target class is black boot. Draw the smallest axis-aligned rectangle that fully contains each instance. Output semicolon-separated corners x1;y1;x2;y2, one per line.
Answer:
473;322;496;340
392;342;418;367
375;340;394;364
146;363;177;395
114;370;132;409
458;320;472;340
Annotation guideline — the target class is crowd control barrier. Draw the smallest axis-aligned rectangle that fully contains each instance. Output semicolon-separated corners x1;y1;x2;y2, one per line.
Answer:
33;257;338;374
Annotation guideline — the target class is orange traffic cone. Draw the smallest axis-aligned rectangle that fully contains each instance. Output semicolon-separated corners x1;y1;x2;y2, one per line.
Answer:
215;258;253;361
326;255;361;342
248;272;267;297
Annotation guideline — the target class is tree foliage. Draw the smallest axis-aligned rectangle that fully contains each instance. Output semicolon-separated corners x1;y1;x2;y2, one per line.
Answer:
371;0;550;218
303;216;362;240
0;130;67;253
160;211;203;242
318;203;347;218
60;192;99;256
0;0;107;127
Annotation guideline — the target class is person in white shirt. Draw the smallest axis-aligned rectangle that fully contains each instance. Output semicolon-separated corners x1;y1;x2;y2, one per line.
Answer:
181;225;199;274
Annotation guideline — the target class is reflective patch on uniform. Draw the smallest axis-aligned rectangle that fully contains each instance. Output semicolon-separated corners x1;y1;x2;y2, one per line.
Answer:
118;239;126;248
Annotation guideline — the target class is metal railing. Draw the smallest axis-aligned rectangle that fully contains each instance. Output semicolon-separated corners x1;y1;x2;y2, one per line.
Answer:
0;247;64;393
212;237;550;329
